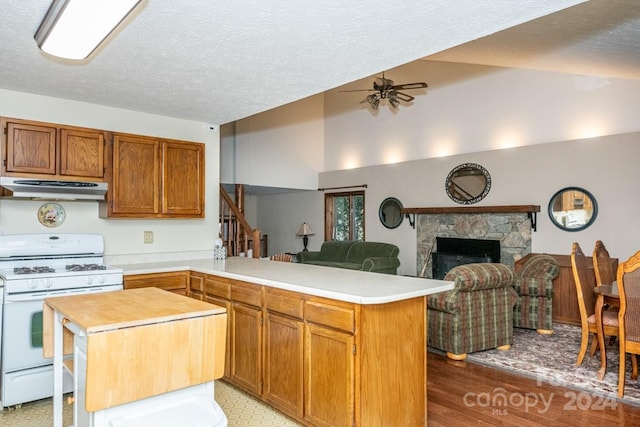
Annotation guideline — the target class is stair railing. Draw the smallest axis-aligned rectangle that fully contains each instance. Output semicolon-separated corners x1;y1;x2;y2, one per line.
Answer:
219;184;261;258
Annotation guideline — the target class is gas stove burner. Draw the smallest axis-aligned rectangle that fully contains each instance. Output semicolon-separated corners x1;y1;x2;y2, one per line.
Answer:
13;266;57;274
65;263;108;272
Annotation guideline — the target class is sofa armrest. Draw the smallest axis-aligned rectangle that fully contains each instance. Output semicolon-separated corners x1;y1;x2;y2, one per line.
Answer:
513;276;555;298
362;257;400;272
297;251;322;263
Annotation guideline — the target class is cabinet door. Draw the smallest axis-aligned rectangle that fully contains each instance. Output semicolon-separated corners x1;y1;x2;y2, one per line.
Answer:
264;312;304;418
162;141;204;217
230;302;262;396
60;128;105;178
111;134;160;214
304;323;355;427
189;272;205;300
5;121;57;175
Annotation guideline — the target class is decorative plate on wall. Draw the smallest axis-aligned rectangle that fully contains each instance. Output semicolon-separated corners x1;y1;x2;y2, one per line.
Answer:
38;203;66;227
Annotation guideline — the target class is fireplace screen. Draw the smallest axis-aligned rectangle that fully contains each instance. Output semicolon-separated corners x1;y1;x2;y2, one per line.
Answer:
432;237;500;279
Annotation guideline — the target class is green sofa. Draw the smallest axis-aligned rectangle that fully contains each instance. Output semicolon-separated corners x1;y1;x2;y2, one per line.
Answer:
296;240;400;274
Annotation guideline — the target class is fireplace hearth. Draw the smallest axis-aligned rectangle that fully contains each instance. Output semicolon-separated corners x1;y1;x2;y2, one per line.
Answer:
432;237;500;279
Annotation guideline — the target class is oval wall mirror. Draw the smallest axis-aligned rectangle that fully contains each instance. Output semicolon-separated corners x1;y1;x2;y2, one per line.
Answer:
379;197;403;229
548;187;598;232
445;163;491;205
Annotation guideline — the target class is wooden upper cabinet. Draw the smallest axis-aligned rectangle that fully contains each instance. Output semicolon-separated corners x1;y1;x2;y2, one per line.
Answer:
59;128;105;178
110;134;160;215
101;133;204;218
162;141;204;216
2;117;105;180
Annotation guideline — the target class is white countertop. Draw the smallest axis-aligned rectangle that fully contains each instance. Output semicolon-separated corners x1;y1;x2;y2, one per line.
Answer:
115;256;454;305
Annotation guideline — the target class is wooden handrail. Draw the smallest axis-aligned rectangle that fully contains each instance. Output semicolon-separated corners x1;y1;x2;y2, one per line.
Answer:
219;184;261;258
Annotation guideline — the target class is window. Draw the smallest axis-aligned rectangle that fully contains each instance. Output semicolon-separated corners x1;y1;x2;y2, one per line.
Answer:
324;191;364;241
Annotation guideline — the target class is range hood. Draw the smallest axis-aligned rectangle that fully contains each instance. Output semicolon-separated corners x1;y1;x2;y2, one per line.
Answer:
0;177;108;201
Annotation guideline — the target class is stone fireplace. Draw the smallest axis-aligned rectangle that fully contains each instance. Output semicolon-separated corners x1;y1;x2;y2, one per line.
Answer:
415;210;534;278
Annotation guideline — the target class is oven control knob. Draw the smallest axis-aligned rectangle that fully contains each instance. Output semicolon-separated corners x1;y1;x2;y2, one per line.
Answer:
85;276;94;285
44;279;53;288
97;275;106;283
28;280;38;289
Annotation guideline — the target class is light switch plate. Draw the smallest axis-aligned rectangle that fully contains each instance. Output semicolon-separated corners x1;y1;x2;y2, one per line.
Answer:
144;231;153;244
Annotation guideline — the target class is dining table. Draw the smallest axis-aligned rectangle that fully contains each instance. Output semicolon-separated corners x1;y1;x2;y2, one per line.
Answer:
593;282;620;380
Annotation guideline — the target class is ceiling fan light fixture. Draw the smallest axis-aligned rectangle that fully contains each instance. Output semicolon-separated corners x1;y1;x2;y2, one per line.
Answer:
34;0;143;60
369;96;380;110
389;97;400;109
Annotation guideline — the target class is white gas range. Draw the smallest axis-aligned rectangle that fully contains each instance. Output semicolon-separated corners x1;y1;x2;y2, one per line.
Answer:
0;233;123;409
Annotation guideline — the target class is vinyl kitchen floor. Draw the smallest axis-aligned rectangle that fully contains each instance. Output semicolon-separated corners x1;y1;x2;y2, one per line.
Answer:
0;380;302;427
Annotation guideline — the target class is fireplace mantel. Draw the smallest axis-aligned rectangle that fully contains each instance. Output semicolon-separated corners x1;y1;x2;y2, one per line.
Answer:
401;205;540;230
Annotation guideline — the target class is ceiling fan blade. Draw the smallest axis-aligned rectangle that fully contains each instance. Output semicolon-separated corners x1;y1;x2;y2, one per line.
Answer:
392;82;428;90
394;91;415;102
340;88;375;93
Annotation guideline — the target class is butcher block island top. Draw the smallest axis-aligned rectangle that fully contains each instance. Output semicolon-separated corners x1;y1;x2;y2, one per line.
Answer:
116;256;454;303
44;286;226;334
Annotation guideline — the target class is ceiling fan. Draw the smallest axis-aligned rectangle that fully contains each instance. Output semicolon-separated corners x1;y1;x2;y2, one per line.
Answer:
342;72;428;110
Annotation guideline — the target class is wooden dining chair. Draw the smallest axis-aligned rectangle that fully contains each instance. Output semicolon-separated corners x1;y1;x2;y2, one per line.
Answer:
593;240;616;286
571;242;619;365
617;250;640;397
270;253;293;262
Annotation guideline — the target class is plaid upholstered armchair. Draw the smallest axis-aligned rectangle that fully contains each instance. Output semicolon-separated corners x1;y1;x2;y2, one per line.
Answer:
512;254;560;334
427;263;518;360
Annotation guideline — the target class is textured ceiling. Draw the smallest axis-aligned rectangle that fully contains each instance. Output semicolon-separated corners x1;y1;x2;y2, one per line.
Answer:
427;0;640;81
0;0;588;125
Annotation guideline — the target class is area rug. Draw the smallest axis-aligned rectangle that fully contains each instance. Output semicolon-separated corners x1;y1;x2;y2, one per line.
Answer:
450;323;640;407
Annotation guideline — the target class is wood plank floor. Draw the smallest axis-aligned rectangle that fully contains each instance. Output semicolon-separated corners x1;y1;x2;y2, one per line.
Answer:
427;351;640;426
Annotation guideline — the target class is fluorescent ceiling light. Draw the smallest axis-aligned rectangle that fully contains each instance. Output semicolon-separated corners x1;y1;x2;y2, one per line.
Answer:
35;0;142;60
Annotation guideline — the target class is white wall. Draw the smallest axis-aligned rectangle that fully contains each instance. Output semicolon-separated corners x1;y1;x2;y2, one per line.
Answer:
243;60;640;274
234;95;324;191
252;190;323;256
0;89;220;258
318;133;640;275
325;60;640;170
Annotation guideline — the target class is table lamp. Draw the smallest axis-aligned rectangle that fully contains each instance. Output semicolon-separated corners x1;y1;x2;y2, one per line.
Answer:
296;222;314;251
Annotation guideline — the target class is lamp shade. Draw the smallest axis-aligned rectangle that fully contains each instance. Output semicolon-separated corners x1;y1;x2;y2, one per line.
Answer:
296;222;314;236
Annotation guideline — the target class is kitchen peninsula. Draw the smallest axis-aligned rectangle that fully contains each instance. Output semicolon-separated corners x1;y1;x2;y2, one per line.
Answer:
116;256;454;426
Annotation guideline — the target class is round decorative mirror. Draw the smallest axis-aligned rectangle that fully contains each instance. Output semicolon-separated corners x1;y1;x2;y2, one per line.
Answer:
379;197;403;229
548;187;598;232
445;163;491;205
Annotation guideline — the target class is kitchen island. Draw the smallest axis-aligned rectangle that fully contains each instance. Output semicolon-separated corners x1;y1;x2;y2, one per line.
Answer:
115;256;454;426
43;287;228;427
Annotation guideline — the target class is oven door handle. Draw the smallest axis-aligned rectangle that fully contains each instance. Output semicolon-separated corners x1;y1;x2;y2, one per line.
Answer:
4;289;85;302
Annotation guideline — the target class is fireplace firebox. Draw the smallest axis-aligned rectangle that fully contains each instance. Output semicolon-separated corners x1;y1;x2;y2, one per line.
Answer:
432;237;500;279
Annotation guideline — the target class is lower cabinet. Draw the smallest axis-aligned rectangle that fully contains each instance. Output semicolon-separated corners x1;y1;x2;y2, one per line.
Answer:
123;271;189;295
191;271;232;378
188;271;426;426
230;301;263;395
304;323;354;427
264;299;304;418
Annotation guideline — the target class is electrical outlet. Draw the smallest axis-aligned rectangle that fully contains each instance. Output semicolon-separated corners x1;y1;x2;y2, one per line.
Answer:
143;231;153;244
